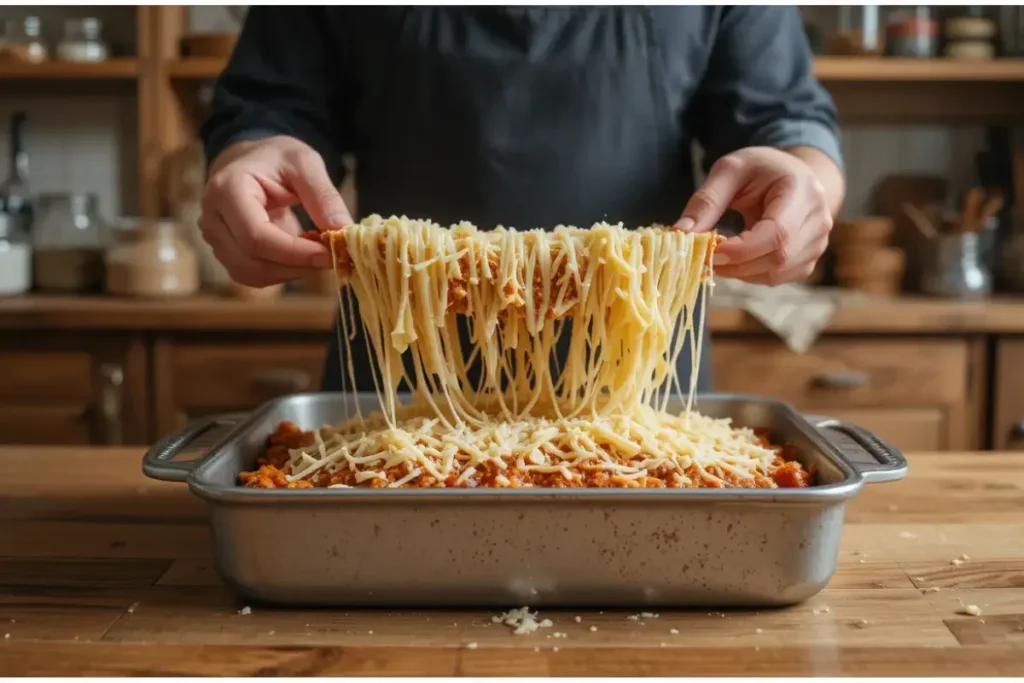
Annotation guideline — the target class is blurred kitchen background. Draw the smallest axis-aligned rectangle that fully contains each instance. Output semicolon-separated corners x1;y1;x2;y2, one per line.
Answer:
2;5;1024;456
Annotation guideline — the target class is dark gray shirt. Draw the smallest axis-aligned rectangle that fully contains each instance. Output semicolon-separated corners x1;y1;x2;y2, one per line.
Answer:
202;6;842;393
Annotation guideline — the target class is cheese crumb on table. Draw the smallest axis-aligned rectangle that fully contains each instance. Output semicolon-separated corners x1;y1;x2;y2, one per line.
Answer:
466;642;478;650
959;605;982;617
237;606;252;616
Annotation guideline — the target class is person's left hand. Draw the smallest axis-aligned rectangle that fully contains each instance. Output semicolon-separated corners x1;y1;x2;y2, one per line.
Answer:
675;146;832;286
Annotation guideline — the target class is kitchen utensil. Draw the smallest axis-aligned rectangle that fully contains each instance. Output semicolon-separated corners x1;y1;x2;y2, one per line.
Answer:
142;392;906;608
921;231;991;299
901;202;938;239
0;111;32;226
960;187;984;234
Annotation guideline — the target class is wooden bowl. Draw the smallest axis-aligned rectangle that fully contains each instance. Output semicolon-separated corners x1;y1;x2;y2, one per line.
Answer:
182;32;237;58
831;217;895;251
836;247;906;296
834;245;905;272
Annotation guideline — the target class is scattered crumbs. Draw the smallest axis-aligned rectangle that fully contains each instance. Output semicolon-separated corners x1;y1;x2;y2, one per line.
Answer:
669;628;680;635
127;601;140;614
466;642;478;650
924;587;941;594
494;607;553;636
589;626;598;632
950;558;964;567
368;630;374;635
899;531;919;540
755;628;763;634
268;630;276;636
574;616;582;623
626;614;640;621
960;605;982;617
238;606;252;616
640;612;659;619
960;553;971;561
859;559;867;564
811;607;832;616
553;632;566;639
599;611;604;615
912;576;925;582
853;620;869;629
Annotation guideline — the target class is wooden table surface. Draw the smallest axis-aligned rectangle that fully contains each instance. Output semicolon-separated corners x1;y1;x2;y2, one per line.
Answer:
1;447;1023;676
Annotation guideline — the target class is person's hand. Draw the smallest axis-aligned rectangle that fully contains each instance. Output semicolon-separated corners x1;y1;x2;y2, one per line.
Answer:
675;146;833;286
200;136;353;287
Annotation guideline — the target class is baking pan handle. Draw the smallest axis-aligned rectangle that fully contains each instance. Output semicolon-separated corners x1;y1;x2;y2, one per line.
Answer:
142;413;248;483
806;415;909;484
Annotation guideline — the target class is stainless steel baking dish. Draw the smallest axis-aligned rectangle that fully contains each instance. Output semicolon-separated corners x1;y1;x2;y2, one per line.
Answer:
143;392;906;608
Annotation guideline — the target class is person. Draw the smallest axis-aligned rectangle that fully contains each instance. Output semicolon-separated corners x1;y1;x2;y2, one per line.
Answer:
200;6;845;395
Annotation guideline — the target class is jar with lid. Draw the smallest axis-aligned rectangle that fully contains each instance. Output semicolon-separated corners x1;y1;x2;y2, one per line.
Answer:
32;192;109;293
56;18;109;63
886;6;939;57
0;214;32;296
106;220;199;298
0;17;48;64
830;5;883;56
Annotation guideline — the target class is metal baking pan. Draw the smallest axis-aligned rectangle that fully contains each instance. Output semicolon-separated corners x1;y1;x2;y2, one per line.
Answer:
143;392;907;608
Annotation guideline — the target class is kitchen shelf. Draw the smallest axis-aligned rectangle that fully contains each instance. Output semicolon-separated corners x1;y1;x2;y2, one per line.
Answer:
815;57;1024;82
0;58;140;80
169;56;1024;84
168;57;226;80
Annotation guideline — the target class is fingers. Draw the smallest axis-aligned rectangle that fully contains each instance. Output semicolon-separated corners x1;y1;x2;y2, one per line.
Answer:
283;148;354;230
675;155;752;233
715;215;830;286
200;209;321;288
213;173;332;270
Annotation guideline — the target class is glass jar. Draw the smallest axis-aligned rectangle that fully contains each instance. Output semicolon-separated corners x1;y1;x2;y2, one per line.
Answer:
0;17;48;64
886;6;939;57
32;192;109;293
56;18;109;63
0;214;32;296
831;5;882;56
106;220;199;298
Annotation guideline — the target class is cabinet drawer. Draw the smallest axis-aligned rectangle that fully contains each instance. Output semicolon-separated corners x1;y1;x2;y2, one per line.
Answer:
712;339;968;408
0;350;94;402
167;342;326;409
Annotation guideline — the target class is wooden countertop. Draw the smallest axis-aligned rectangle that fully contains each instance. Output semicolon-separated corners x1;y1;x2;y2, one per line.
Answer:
4;293;1024;334
1;447;1023;675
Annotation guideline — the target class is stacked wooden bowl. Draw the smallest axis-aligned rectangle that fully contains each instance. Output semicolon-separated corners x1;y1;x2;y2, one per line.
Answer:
832;217;905;296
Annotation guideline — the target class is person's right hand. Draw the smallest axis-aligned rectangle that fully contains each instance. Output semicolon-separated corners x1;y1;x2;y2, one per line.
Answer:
200;135;353;287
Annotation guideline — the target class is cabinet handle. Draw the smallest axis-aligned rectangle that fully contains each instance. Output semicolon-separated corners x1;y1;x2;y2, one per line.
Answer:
811;371;869;390
251;368;313;395
98;363;124;446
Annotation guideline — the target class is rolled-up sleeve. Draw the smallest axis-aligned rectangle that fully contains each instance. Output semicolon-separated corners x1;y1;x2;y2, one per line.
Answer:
689;6;843;172
200;7;348;180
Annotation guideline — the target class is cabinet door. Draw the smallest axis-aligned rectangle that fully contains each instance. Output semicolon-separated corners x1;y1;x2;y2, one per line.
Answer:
153;336;328;434
0;334;148;445
993;338;1024;451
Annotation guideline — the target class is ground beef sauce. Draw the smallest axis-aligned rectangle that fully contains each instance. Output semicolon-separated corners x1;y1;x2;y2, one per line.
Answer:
238;421;814;490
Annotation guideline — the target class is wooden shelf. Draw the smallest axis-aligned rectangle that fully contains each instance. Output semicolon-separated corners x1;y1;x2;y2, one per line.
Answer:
815;57;1024;82
169;56;1024;84
168;58;226;80
0;59;139;80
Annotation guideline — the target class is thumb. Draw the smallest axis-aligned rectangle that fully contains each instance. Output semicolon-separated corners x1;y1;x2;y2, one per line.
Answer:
285;150;354;230
675;156;750;233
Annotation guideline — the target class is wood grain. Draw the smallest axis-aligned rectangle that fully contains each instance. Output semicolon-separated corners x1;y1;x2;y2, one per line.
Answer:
6;294;1024;334
1;446;1023;675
